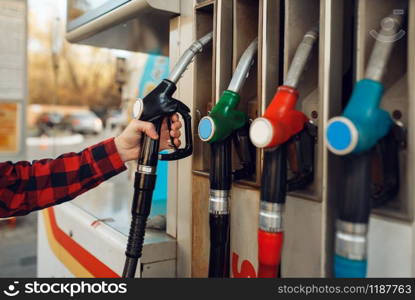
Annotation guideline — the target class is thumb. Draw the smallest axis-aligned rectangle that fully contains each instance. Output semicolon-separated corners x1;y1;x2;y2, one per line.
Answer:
138;121;159;140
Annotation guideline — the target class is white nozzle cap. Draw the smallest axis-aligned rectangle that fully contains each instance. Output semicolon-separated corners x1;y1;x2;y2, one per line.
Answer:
250;117;274;148
133;98;144;120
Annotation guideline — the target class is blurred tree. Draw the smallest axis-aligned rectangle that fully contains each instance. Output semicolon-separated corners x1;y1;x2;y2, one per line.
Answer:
28;11;121;109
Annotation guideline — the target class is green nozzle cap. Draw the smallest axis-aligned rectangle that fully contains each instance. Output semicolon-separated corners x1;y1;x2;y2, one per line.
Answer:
198;90;248;143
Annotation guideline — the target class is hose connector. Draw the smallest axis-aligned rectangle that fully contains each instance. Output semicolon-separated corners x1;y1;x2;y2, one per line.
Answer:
258;202;284;278
335;220;367;261
209;189;230;215
334;220;368;278
259;201;284;233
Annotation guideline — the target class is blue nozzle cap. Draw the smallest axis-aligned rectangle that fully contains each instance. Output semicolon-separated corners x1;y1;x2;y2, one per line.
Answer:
198;116;215;142
326;79;393;155
326;117;358;155
334;255;367;278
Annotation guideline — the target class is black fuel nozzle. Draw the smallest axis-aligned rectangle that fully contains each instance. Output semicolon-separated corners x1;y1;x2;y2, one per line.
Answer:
123;32;213;278
134;79;193;161
201;38;258;278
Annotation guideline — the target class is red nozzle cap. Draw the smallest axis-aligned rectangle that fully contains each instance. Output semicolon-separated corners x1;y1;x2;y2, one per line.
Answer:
258;230;284;278
250;86;308;148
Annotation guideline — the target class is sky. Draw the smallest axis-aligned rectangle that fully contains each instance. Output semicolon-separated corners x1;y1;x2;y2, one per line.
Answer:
28;0;132;58
29;0;66;26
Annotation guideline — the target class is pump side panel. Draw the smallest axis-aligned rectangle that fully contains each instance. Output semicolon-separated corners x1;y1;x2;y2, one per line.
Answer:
282;197;323;277
230;186;260;278
367;217;413;277
191;174;210;277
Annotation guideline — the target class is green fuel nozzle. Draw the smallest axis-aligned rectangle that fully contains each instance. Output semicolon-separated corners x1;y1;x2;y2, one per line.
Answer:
199;38;257;278
198;38;258;143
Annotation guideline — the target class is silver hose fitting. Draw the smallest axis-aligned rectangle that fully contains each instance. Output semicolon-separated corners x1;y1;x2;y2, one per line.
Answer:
259;201;284;232
365;12;404;82
168;32;213;84
137;164;156;175
284;26;319;88
209;189;230;215
227;38;258;94
335;220;368;260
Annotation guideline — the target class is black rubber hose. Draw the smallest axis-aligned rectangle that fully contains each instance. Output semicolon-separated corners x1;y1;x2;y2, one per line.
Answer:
123;215;148;277
262;145;287;204
208;138;232;277
210;138;232;190
208;214;230;278
338;152;372;224
122;121;162;278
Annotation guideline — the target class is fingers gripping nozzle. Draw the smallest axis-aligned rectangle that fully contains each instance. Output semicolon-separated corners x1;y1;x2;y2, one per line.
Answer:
132;79;193;161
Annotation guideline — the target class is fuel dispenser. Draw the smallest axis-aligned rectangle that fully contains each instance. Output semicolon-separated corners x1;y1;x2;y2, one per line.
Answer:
52;0;414;279
197;38;258;277
122;32;213;278
325;12;405;278
249;28;318;278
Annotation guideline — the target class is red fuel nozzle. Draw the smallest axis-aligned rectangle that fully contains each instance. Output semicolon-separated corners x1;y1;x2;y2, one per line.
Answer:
250;27;318;149
250;86;308;148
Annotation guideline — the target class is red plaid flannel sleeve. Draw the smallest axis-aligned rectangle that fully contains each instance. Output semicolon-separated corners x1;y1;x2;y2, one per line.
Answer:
0;138;126;218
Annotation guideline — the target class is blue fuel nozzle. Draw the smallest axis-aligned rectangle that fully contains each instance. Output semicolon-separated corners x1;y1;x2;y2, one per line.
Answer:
326;79;393;155
326;12;403;156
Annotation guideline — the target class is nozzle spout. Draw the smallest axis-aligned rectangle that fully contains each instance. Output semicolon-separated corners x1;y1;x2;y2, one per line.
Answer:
365;12;405;82
168;32;213;84
227;38;258;93
284;26;319;88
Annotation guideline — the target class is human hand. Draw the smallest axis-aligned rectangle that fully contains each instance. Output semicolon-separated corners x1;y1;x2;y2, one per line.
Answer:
114;114;182;162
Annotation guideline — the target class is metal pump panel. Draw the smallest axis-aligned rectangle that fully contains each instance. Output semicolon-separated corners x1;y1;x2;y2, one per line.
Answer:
66;0;180;54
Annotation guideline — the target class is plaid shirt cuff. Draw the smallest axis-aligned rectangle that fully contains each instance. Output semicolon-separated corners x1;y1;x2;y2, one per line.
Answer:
0;137;128;218
88;138;127;180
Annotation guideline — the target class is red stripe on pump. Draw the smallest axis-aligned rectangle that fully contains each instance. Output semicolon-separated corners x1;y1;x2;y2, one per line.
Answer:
47;207;120;278
231;252;257;278
258;230;284;278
